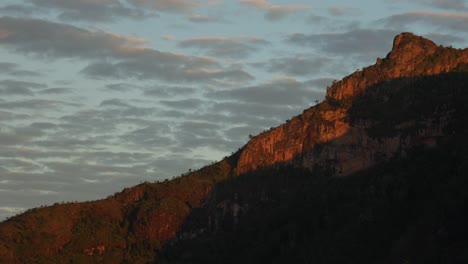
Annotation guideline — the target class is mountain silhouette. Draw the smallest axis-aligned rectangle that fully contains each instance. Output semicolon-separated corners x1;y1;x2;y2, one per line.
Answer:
1;33;467;263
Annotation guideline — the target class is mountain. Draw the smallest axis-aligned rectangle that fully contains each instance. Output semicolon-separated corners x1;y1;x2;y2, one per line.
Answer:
235;32;468;176
1;33;467;263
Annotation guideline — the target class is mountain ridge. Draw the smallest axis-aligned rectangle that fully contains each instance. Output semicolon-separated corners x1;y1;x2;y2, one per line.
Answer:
0;33;467;263
235;32;468;175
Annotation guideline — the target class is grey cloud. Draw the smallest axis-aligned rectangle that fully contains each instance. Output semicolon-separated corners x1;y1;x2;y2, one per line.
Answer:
143;85;195;97
211;101;304;124
381;11;468;32
0;17;236;83
386;0;467;11
105;83;136;92
255;56;333;76
58;108;158;137
304;78;336;90
29;122;57;131
39;88;70;94
307;14;327;23
0;111;30;121
0;126;44;146
121;107;158;117
0;158;44;173
240;0;310;21
0;4;37;16
81;61;253;83
105;83;195;97
100;99;132;108
173;130;242;153
160;98;205;109
0;17;148;59
181;111;276;134
42;160;147;179
189;14;222;23
0;62;41;77
208;77;324;106
429;0;467;10
0;132;32;146
4;0;154;22
0;99;80;110
287;29;398;58
0;80;46;96
0;146;153;168
32;138;100;149
177;121;221;138
328;6;359;16
265;5;311;21
178;37;269;59
120;124;175;149
224;125;265;141
422;33;466;46
130;0;198;13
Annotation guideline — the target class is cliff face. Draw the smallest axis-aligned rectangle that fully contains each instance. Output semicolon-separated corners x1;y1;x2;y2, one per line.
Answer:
235;33;468;176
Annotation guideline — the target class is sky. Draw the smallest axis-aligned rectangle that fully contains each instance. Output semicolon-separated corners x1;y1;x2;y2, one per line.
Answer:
0;0;467;220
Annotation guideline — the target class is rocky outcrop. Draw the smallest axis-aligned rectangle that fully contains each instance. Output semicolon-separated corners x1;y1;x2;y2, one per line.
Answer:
326;32;468;101
235;33;468;176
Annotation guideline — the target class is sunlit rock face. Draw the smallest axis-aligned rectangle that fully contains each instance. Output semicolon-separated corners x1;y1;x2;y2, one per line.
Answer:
235;33;468;176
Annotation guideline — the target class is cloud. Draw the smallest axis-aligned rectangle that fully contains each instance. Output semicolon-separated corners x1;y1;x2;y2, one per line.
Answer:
178;36;269;59
189;14;222;23
422;33;466;46
265;5;311;21
224;125;263;141
119;124;175;150
0;99;79;110
287;29;398;57
328;6;359;16
240;0;270;9
177;121;222;138
39;88;70;94
0;4;38;16
304;78;336;89
0;62;41;77
307;13;327;23
100;99;132;108
81;61;253;83
0;17;148;59
387;0;467;11
2;0;154;22
130;0;199;13
240;0;311;21
0;80;47;96
160;98;206;109
381;11;468;32
0;17;251;84
143;85;195;97
162;35;175;40
208;77;324;106
254;55;333;76
0;126;44;146
428;0;467;10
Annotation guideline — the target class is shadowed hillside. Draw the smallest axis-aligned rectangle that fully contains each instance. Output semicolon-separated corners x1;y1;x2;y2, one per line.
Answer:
0;33;467;263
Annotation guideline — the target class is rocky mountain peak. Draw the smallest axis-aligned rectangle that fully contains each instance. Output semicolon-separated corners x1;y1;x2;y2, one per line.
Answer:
325;33;467;101
386;32;438;67
236;33;468;176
